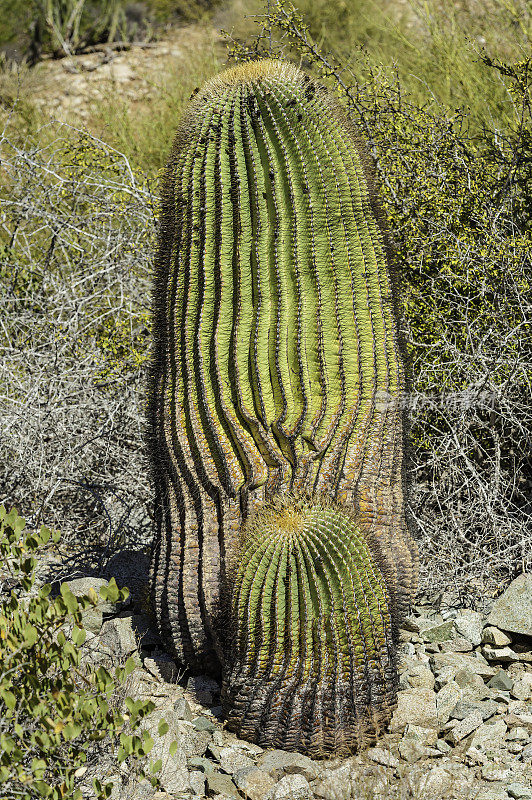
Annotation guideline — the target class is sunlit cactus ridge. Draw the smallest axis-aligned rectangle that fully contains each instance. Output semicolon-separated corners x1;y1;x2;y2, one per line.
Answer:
148;58;418;756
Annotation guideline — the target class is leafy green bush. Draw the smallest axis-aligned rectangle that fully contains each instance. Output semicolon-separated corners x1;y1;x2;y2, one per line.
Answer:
0;505;157;800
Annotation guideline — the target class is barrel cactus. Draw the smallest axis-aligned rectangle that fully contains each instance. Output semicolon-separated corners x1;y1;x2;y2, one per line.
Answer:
147;59;418;757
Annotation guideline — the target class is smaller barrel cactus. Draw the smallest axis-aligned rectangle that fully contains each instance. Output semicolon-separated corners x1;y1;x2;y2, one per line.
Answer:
223;495;398;756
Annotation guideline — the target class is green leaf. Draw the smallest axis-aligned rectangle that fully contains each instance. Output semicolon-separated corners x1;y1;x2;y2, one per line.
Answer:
150;759;162;774
59;584;79;614
31;758;47;780
39;526;51;545
99;578;119;604
34;780;53;797
23;624;38;648
1;688;16;710
169;740;179;757
72;625;86;646
158;720;169;736
123;656;136;676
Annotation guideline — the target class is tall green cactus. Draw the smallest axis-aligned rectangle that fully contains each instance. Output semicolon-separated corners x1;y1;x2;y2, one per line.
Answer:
148;59;418;757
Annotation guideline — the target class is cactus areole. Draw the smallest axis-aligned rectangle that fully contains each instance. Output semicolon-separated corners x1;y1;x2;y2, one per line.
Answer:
148;59;418;757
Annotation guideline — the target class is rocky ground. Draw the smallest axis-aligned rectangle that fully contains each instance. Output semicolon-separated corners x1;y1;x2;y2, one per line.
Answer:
27;23;221;127
45;567;532;800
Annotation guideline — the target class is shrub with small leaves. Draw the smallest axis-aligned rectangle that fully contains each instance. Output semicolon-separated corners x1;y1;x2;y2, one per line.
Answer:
0;505;158;800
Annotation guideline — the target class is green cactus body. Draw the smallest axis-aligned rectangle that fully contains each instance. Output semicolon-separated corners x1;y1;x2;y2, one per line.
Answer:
148;59;418;756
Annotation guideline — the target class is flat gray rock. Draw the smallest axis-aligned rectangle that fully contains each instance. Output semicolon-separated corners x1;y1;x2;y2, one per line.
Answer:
311;764;352;800
390;687;438;732
205;772;240;799
257;750;318;781
264;774;313;800
488;574;532;636
233;766;275;800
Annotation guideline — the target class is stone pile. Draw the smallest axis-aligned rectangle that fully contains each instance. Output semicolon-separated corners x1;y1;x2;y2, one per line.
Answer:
60;574;531;800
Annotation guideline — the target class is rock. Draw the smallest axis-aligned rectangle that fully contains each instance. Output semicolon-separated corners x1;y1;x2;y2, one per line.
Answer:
521;742;532;761
128;778;156;800
436;680;463;724
450;698;498;721
488;575;532;636
488;668;514;691
511;674;532;700
389;687;438;732
175;720;212;757
474;789;511;800
422;620;455;642
188;756;214;773
311;764;352;800
401;615;437;633
441;636;474;652
482;765;511;782
398;724;438;762
102;549;150;604
187;675;220;705
482;626;513;646
219;746;255;775
434;664;458;690
205;773;240;798
430;652;495;679
482;646;532;663
367;747;400;768
98;616;139;660
141;708;189;794
469;717;507;751
406;662;435;689
192;716;217;732
454;610;484;646
79;607;104;635
264;774;313;800
445;710;484;744
257;750;318;782
507;784;532;799
173;697;194;721
506;726;529;740
505;711;532;730
454;668;489;696
233;767;276;800
189;770;206;796
64;577;122;614
143;653;181;683
417;766;453;796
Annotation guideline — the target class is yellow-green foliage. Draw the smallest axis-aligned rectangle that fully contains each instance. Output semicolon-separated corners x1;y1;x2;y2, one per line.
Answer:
0;507;157;800
225;0;530;135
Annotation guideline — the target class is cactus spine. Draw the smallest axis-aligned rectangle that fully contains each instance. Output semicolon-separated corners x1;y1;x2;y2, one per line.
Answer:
148;59;418;756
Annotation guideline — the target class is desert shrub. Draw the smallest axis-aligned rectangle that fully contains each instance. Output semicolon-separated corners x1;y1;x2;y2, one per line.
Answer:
0;127;154;553
224;2;532;599
0;505;157;800
223;0;531;134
